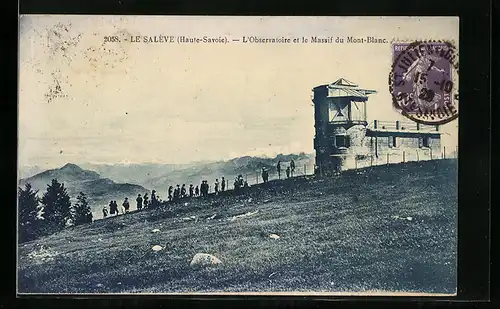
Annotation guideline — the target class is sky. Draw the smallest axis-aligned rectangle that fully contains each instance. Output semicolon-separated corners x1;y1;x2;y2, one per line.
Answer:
18;16;459;169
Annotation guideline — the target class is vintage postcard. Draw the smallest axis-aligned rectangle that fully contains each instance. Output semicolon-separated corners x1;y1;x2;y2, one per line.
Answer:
17;16;459;295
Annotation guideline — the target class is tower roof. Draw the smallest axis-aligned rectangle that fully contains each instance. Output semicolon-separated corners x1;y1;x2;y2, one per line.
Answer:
313;78;377;99
331;78;358;87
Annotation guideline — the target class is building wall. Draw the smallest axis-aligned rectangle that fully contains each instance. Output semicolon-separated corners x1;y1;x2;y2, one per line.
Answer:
316;125;442;172
353;130;442;169
313;87;331;169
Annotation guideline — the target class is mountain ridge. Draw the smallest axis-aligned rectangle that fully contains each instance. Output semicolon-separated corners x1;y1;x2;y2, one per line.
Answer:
19;164;148;217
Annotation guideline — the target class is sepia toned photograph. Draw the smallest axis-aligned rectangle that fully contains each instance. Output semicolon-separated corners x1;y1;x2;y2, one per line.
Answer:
17;15;459;295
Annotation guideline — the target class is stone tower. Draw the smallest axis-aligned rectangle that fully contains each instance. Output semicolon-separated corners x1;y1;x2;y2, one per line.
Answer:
312;78;377;174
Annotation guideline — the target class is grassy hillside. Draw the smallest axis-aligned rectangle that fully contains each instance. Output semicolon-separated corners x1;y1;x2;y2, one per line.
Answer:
18;159;457;294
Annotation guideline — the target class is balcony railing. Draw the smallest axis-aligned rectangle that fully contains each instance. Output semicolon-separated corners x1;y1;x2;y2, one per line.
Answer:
369;120;439;132
328;120;368;126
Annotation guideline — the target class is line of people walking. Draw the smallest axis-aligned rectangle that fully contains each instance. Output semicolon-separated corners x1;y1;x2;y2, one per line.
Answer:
102;159;298;219
269;159;296;181
102;190;161;218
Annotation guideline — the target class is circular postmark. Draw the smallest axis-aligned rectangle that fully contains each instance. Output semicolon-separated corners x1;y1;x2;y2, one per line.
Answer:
389;40;459;125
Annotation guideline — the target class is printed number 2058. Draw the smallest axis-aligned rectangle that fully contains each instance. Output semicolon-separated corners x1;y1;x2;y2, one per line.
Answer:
104;36;120;43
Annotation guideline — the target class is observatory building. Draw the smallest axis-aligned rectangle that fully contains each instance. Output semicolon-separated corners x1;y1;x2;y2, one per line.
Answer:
312;78;442;175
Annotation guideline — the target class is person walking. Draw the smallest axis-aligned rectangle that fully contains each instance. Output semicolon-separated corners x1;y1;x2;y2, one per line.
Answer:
102;204;108;218
112;201;119;215
277;160;282;179
234;177;240;191
168;186;173;202
181;184;187;198
151;190;158;208
108;200;115;216
202;180;209;197
174;185;180;200
214;179;220;195
262;168;269;183
122;197;130;213
136;194;143;210
200;181;205;197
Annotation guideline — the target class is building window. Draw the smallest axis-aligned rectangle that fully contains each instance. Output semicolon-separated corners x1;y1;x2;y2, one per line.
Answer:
422;136;430;147
388;136;397;148
335;135;350;148
419;136;430;148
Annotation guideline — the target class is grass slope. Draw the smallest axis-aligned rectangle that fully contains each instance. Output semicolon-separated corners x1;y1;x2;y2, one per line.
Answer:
18;159;457;294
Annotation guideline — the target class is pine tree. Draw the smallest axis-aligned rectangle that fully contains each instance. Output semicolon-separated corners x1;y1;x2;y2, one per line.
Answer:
18;183;41;242
41;179;72;234
72;192;93;225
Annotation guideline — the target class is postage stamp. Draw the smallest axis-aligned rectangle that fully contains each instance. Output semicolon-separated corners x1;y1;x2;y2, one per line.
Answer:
17;16;459;296
390;41;459;125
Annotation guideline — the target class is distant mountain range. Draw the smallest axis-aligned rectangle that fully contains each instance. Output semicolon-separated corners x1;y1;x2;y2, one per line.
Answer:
18;163;148;217
143;153;315;194
77;163;192;188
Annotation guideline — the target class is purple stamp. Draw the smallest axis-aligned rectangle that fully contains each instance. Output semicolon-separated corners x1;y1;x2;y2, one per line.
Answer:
389;41;459;125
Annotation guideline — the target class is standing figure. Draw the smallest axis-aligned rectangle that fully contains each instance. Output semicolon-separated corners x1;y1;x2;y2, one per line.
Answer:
136;194;143;210
181;184;187;198
189;184;194;197
123;197;130;213
200;181;205;197
214;179;220;195
102;204;108;218
290;159;296;177
262;168;269;183
195;185;200;196
151;190;158;208
234;175;244;191
234;177;240;191
108;200;115;216
143;193;149;208
277;160;282;179
286;166;291;178
168;186;173;201
174;185;180;200
221;177;226;192
201;180;208;197
112;201;120;216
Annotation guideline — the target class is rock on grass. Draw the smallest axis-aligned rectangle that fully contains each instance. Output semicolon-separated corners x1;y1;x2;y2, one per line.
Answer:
190;253;222;268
